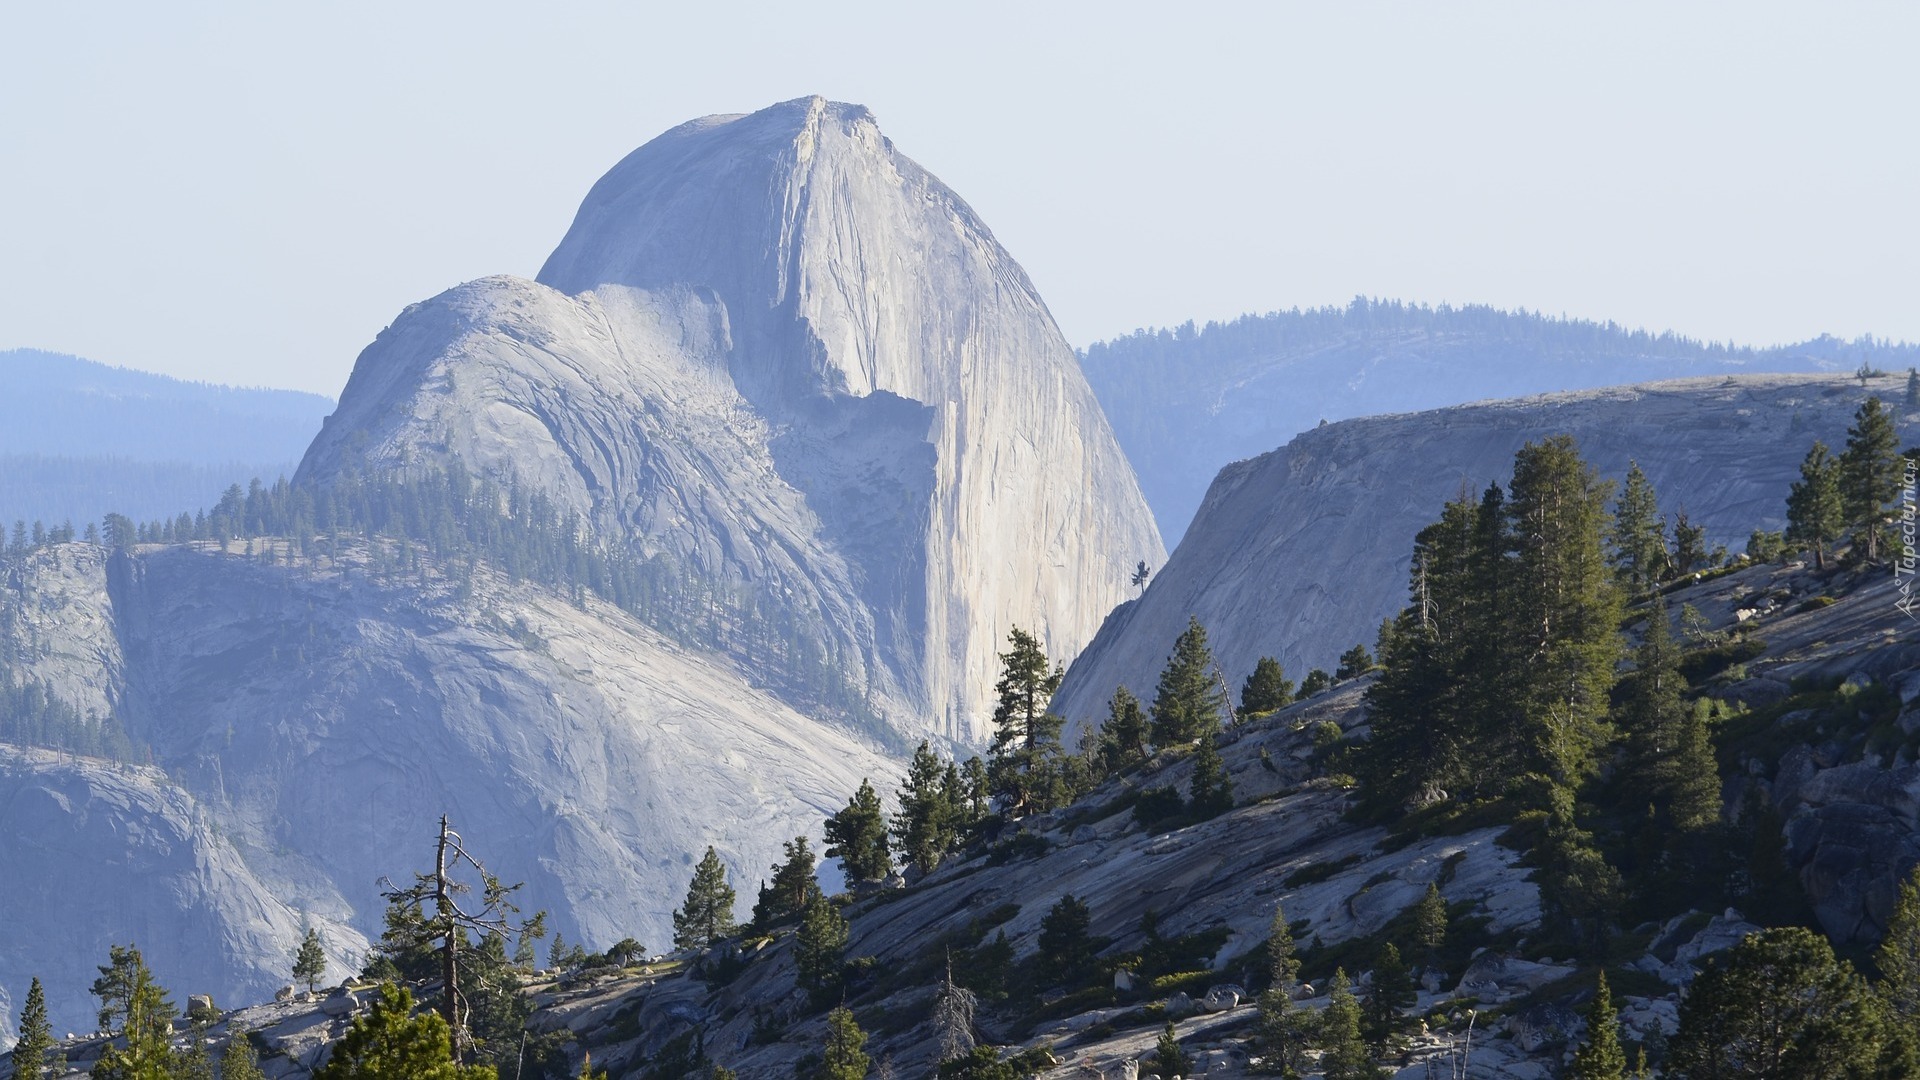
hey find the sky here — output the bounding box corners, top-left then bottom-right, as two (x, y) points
(2, 2), (1916, 397)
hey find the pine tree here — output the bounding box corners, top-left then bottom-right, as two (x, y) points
(1334, 644), (1375, 681)
(818, 1006), (870, 1080)
(1786, 441), (1845, 569)
(1186, 728), (1234, 818)
(1608, 461), (1669, 592)
(1154, 1021), (1188, 1079)
(1505, 436), (1623, 793)
(1361, 943), (1414, 1054)
(1907, 367), (1919, 407)
(1840, 396), (1902, 560)
(176, 1020), (216, 1080)
(1255, 902), (1308, 1077)
(89, 946), (178, 1080)
(1356, 494), (1483, 809)
(1671, 510), (1708, 577)
(294, 926), (328, 993)
(673, 846), (739, 950)
(1239, 657), (1295, 715)
(1415, 882), (1448, 966)
(1876, 862), (1920, 1026)
(1096, 685), (1151, 772)
(11, 977), (53, 1080)
(987, 627), (1065, 817)
(221, 1029), (268, 1080)
(1618, 596), (1689, 813)
(313, 983), (492, 1080)
(1038, 895), (1097, 976)
(1670, 927), (1883, 1080)
(1667, 700), (1724, 833)
(795, 896), (851, 998)
(1150, 616), (1225, 746)
(1295, 669), (1333, 699)
(1537, 786), (1623, 962)
(825, 779), (892, 884)
(753, 836), (822, 929)
(372, 815), (541, 1058)
(892, 742), (957, 875)
(1570, 971), (1627, 1080)
(1318, 970), (1383, 1080)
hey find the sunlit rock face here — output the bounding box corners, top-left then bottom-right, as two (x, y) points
(1055, 372), (1912, 725)
(303, 96), (1163, 744)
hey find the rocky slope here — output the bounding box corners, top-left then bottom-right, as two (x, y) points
(1054, 371), (1914, 726)
(1079, 302), (1918, 542)
(6, 552), (1914, 1078)
(299, 96), (1163, 743)
(467, 559), (1920, 1078)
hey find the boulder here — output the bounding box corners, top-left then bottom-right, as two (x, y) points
(1202, 984), (1244, 1012)
(1454, 954), (1575, 1003)
(1660, 910), (1762, 985)
(1165, 991), (1197, 1018)
(1114, 968), (1137, 992)
(1505, 1002), (1582, 1053)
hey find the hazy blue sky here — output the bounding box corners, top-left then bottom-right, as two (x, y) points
(3, 3), (1915, 396)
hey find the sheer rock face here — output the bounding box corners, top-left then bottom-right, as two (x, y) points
(0, 745), (332, 1047)
(0, 544), (892, 1038)
(301, 96), (1163, 741)
(1054, 372), (1914, 725)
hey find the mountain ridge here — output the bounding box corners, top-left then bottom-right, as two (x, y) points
(1081, 300), (1920, 541)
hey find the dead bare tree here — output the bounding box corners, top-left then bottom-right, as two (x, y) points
(931, 950), (978, 1064)
(378, 815), (539, 1060)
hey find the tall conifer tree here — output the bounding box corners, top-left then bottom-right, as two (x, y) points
(1096, 685), (1151, 772)
(1240, 657), (1295, 715)
(10, 977), (53, 1080)
(1150, 616), (1226, 746)
(892, 742), (956, 875)
(672, 846), (738, 950)
(1570, 971), (1626, 1080)
(1840, 396), (1902, 560)
(1786, 441), (1844, 568)
(824, 779), (892, 884)
(1505, 436), (1623, 794)
(1608, 461), (1668, 592)
(986, 627), (1064, 817)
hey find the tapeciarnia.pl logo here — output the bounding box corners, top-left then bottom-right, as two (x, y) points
(1897, 455), (1918, 621)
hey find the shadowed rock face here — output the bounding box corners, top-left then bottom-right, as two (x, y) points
(0, 542), (895, 1040)
(301, 96), (1163, 742)
(0, 745), (334, 1046)
(1054, 372), (1916, 725)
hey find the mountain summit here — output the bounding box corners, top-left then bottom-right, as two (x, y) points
(303, 96), (1163, 741)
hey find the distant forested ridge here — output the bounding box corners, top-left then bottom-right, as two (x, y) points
(0, 349), (331, 526)
(1080, 298), (1920, 542)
